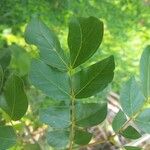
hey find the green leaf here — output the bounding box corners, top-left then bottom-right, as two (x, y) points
(73, 56), (115, 98)
(112, 110), (127, 132)
(25, 16), (68, 71)
(0, 126), (17, 150)
(135, 108), (150, 133)
(40, 106), (70, 128)
(0, 48), (11, 70)
(140, 45), (150, 98)
(120, 77), (145, 117)
(120, 125), (141, 139)
(124, 146), (142, 150)
(3, 74), (28, 120)
(29, 59), (70, 100)
(47, 130), (69, 148)
(75, 102), (107, 127)
(74, 129), (92, 145)
(68, 16), (103, 68)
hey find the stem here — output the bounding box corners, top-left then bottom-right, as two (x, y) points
(68, 68), (76, 150)
(69, 94), (75, 150)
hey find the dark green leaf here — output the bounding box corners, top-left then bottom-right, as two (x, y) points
(73, 56), (115, 98)
(29, 59), (70, 100)
(0, 126), (17, 150)
(112, 110), (127, 132)
(120, 125), (141, 139)
(124, 146), (142, 150)
(76, 102), (107, 127)
(25, 16), (68, 71)
(68, 16), (103, 68)
(0, 48), (11, 70)
(140, 45), (150, 98)
(40, 106), (70, 128)
(47, 130), (69, 148)
(120, 77), (145, 117)
(135, 108), (150, 133)
(74, 129), (92, 145)
(3, 74), (28, 120)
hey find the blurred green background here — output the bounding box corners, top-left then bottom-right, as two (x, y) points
(0, 0), (150, 149)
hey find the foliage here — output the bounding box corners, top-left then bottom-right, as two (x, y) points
(112, 45), (150, 150)
(0, 0), (150, 91)
(24, 16), (114, 149)
(0, 45), (29, 150)
(1, 16), (149, 150)
(0, 1), (150, 149)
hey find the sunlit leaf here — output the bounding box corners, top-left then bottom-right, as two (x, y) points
(76, 102), (107, 127)
(140, 45), (150, 98)
(73, 56), (115, 98)
(112, 110), (127, 132)
(25, 16), (68, 71)
(120, 77), (145, 117)
(0, 126), (17, 150)
(29, 59), (70, 100)
(3, 74), (28, 120)
(68, 16), (103, 68)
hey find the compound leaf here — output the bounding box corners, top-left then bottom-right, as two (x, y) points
(68, 16), (103, 68)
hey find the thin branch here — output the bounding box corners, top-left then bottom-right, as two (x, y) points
(68, 68), (76, 150)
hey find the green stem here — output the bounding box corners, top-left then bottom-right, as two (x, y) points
(68, 67), (76, 150)
(69, 94), (75, 150)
